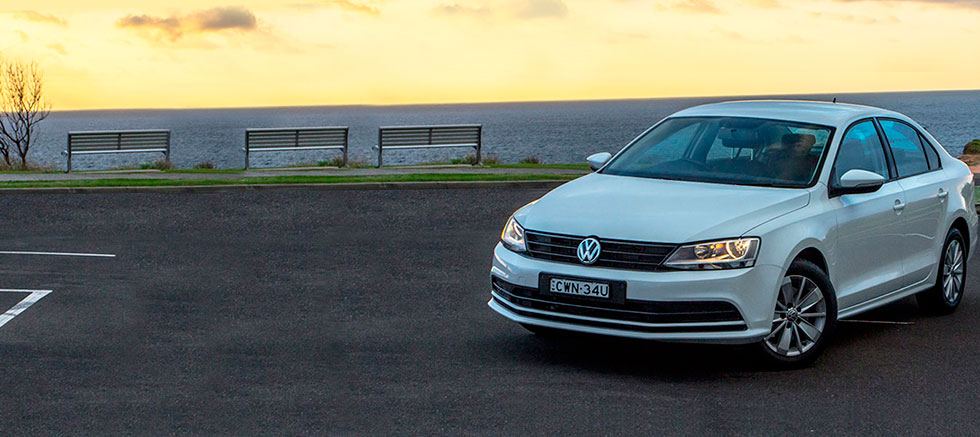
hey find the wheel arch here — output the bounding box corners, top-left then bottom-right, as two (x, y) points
(793, 246), (829, 276)
(951, 216), (970, 259)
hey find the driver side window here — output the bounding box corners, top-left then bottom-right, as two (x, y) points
(831, 121), (889, 187)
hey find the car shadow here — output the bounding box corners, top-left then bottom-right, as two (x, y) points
(487, 296), (926, 378)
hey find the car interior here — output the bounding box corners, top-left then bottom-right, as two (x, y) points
(606, 117), (830, 187)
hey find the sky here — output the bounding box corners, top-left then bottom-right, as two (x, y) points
(2, 0), (979, 110)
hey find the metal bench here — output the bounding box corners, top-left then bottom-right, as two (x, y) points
(374, 124), (482, 167)
(64, 130), (171, 173)
(244, 127), (349, 170)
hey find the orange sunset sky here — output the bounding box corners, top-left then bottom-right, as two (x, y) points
(2, 0), (979, 110)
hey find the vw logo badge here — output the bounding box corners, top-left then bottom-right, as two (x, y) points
(577, 237), (601, 265)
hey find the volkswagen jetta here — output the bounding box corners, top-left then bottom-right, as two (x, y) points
(488, 100), (977, 366)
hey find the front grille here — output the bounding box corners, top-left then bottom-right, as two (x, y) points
(524, 230), (678, 271)
(492, 277), (744, 327)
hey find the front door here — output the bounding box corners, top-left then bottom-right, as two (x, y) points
(830, 120), (908, 309)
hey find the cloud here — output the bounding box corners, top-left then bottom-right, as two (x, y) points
(117, 6), (259, 42)
(656, 0), (722, 13)
(194, 7), (258, 30)
(810, 11), (900, 24)
(433, 0), (566, 20)
(12, 10), (68, 26)
(743, 0), (781, 7)
(434, 3), (492, 17)
(833, 0), (980, 9)
(47, 43), (68, 56)
(15, 30), (29, 42)
(515, 0), (569, 18)
(714, 27), (745, 40)
(292, 1), (381, 15)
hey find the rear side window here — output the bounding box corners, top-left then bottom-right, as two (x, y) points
(879, 119), (929, 177)
(831, 121), (888, 187)
(920, 134), (942, 170)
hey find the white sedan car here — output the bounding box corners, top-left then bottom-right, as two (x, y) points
(489, 100), (977, 366)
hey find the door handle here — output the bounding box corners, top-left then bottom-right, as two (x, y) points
(893, 200), (906, 212)
(938, 189), (948, 201)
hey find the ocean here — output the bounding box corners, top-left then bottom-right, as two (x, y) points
(31, 90), (980, 171)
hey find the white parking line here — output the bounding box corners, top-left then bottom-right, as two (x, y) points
(0, 289), (52, 329)
(841, 319), (916, 325)
(0, 251), (115, 258)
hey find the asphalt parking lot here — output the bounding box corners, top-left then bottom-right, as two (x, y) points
(1, 186), (978, 435)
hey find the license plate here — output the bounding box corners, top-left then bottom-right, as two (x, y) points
(549, 277), (610, 299)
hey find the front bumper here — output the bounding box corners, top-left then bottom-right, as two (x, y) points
(489, 243), (779, 344)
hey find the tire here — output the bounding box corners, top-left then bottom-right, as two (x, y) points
(520, 323), (563, 337)
(917, 228), (966, 315)
(757, 259), (838, 367)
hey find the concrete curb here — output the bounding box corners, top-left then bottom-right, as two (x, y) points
(0, 179), (570, 195)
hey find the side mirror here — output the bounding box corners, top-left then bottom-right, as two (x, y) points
(586, 152), (612, 171)
(833, 169), (886, 196)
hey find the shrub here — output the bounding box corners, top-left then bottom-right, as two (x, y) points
(963, 140), (980, 155)
(449, 155), (471, 165)
(346, 160), (368, 168)
(317, 156), (347, 167)
(482, 154), (501, 165)
(519, 155), (541, 165)
(0, 160), (53, 171)
(140, 159), (174, 170)
(452, 153), (500, 165)
(444, 153), (499, 165)
(193, 161), (215, 169)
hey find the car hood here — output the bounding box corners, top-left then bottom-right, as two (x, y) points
(516, 173), (810, 243)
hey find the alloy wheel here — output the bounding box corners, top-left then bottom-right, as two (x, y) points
(765, 275), (827, 357)
(943, 239), (965, 303)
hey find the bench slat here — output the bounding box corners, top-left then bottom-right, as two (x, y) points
(376, 124), (482, 167)
(66, 130), (172, 172)
(244, 126), (349, 169)
(70, 148), (168, 156)
(382, 144), (478, 150)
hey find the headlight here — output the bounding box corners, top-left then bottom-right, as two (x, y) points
(663, 237), (760, 270)
(500, 216), (526, 252)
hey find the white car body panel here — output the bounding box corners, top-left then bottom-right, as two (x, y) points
(518, 174), (810, 243)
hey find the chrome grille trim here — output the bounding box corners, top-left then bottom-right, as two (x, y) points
(524, 230), (678, 271)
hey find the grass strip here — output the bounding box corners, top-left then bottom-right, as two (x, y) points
(485, 163), (591, 170)
(0, 173), (579, 189)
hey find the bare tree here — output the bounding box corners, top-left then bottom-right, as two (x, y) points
(0, 59), (51, 169)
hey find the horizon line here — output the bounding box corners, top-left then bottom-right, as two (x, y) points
(49, 87), (980, 113)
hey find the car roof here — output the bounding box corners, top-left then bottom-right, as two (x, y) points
(670, 100), (904, 127)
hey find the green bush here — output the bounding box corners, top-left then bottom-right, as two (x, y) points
(963, 140), (980, 155)
(140, 159), (174, 170)
(193, 161), (216, 169)
(0, 161), (53, 171)
(450, 154), (478, 165)
(472, 153), (500, 165)
(519, 155), (541, 164)
(317, 156), (347, 167)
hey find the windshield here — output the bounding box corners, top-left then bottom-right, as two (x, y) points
(602, 116), (834, 188)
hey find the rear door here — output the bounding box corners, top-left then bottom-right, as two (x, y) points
(830, 120), (908, 308)
(878, 118), (949, 285)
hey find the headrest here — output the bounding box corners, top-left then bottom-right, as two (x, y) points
(782, 134), (816, 148)
(718, 128), (761, 149)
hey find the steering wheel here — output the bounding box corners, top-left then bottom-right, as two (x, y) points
(678, 158), (710, 171)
